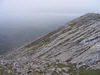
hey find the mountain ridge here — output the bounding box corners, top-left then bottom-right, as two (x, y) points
(1, 13), (100, 75)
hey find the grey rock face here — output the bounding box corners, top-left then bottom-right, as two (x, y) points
(1, 13), (100, 75)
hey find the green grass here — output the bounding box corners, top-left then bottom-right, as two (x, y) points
(29, 71), (43, 75)
(1, 62), (100, 75)
(67, 64), (100, 75)
(56, 63), (67, 68)
(70, 23), (76, 27)
(69, 69), (100, 75)
(68, 29), (78, 35)
(52, 71), (62, 75)
(0, 66), (17, 75)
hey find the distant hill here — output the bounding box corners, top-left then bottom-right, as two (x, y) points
(1, 13), (100, 75)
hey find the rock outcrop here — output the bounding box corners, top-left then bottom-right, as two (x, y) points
(1, 13), (100, 75)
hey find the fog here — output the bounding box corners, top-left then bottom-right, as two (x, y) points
(0, 0), (100, 54)
(0, 14), (77, 54)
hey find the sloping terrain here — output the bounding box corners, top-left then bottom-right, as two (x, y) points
(1, 13), (100, 75)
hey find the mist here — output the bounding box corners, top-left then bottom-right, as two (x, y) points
(0, 0), (100, 54)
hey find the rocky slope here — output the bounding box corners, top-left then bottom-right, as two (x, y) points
(1, 13), (100, 75)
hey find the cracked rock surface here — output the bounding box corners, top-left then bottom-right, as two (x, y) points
(1, 13), (100, 75)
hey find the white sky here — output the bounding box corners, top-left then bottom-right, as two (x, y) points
(0, 0), (100, 20)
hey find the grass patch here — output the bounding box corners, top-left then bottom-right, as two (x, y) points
(52, 71), (62, 75)
(45, 62), (67, 69)
(68, 29), (78, 35)
(56, 63), (67, 68)
(29, 71), (43, 75)
(70, 23), (76, 27)
(69, 69), (100, 75)
(0, 66), (17, 75)
(67, 63), (100, 75)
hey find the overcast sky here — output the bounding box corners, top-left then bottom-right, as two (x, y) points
(0, 0), (100, 23)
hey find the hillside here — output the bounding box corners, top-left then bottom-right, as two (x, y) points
(1, 13), (100, 75)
